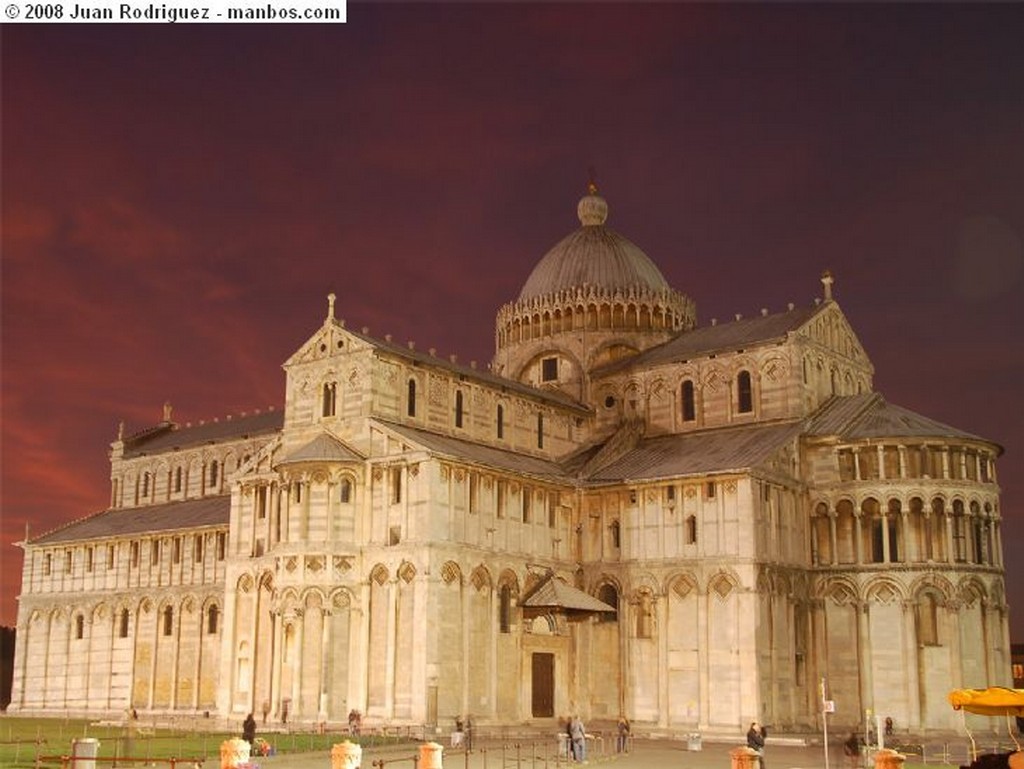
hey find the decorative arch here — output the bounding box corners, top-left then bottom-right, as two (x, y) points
(370, 564), (389, 586)
(863, 577), (906, 605)
(668, 572), (699, 599)
(470, 565), (492, 592)
(398, 560), (417, 584)
(708, 571), (739, 600)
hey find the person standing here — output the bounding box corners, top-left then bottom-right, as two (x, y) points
(616, 716), (630, 753)
(843, 732), (862, 769)
(569, 715), (586, 762)
(747, 722), (766, 769)
(242, 713), (257, 747)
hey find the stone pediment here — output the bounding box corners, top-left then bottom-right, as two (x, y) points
(277, 432), (364, 466)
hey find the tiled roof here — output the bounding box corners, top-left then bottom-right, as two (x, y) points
(123, 410), (283, 458)
(278, 432), (363, 465)
(377, 421), (572, 483)
(594, 303), (823, 377)
(518, 225), (670, 302)
(806, 394), (997, 448)
(520, 573), (616, 613)
(30, 496), (230, 545)
(344, 327), (591, 415)
(584, 421), (804, 483)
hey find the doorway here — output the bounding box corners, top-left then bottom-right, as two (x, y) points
(531, 652), (554, 717)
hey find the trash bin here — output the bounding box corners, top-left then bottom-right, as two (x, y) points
(687, 732), (702, 751)
(72, 738), (100, 769)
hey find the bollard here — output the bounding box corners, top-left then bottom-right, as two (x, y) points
(71, 738), (100, 769)
(730, 745), (762, 769)
(419, 741), (444, 769)
(331, 740), (363, 769)
(220, 738), (251, 769)
(874, 748), (906, 769)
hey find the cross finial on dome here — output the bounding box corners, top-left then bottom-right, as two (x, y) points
(327, 292), (337, 320)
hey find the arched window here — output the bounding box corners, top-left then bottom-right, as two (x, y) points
(119, 609), (130, 639)
(454, 390), (464, 428)
(499, 585), (512, 634)
(322, 382), (337, 417)
(174, 467), (183, 493)
(75, 614), (85, 640)
(163, 606), (174, 636)
(681, 380), (696, 422)
(407, 379), (417, 417)
(339, 478), (352, 504)
(685, 515), (697, 544)
(142, 472), (150, 497)
(496, 404), (504, 439)
(209, 460), (219, 487)
(537, 413), (544, 449)
(207, 605), (219, 635)
(598, 584), (619, 622)
(610, 520), (621, 549)
(737, 370), (753, 413)
(952, 500), (968, 562)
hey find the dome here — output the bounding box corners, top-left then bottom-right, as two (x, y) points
(517, 188), (672, 302)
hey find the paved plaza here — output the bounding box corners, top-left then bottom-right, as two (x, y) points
(254, 739), (863, 769)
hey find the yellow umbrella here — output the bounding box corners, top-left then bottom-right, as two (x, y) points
(947, 687), (1024, 758)
(948, 688), (1024, 717)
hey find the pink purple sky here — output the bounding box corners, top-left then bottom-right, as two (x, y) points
(2, 5), (1022, 640)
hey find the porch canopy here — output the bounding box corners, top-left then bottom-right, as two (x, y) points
(520, 574), (616, 620)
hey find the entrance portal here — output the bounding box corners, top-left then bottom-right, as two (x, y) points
(531, 652), (554, 717)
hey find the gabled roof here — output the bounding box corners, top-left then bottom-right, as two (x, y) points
(376, 420), (571, 483)
(584, 421), (803, 483)
(29, 496), (230, 545)
(806, 393), (998, 449)
(278, 432), (363, 465)
(520, 573), (616, 614)
(593, 303), (823, 377)
(123, 410), (283, 458)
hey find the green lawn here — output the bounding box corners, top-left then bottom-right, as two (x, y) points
(0, 717), (402, 768)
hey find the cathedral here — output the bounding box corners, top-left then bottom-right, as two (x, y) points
(10, 186), (1011, 737)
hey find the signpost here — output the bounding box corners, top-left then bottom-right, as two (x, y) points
(821, 678), (832, 769)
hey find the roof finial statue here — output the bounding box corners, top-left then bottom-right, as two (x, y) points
(162, 401), (173, 423)
(117, 420), (125, 441)
(587, 165), (598, 196)
(578, 171), (608, 227)
(821, 269), (834, 302)
(327, 292), (337, 320)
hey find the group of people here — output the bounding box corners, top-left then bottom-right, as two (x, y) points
(450, 715), (475, 750)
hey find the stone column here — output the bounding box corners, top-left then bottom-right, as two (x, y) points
(270, 611), (283, 721)
(828, 510), (838, 566)
(853, 513), (863, 564)
(291, 611), (305, 720)
(384, 578), (398, 718)
(320, 608), (332, 721)
(902, 601), (921, 729)
(857, 602), (872, 718)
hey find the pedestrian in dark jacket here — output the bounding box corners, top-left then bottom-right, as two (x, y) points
(242, 713), (257, 746)
(747, 722), (766, 769)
